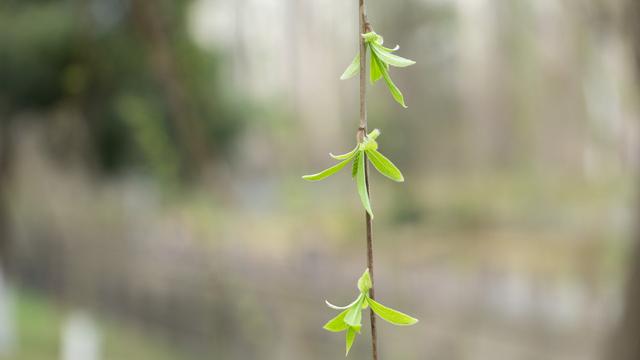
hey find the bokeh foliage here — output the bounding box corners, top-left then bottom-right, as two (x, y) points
(0, 0), (243, 181)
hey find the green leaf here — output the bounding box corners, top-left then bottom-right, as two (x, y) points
(369, 47), (383, 84)
(302, 157), (352, 181)
(343, 295), (365, 327)
(323, 309), (350, 332)
(362, 129), (379, 151)
(345, 326), (357, 356)
(366, 149), (404, 182)
(363, 139), (378, 151)
(380, 44), (400, 52)
(330, 146), (359, 160)
(374, 54), (407, 108)
(367, 128), (381, 140)
(357, 268), (372, 293)
(366, 297), (418, 326)
(351, 151), (361, 178)
(325, 295), (361, 310)
(340, 53), (360, 80)
(370, 43), (415, 68)
(355, 151), (373, 217)
(362, 31), (380, 43)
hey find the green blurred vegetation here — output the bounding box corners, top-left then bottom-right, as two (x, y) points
(1, 289), (187, 360)
(0, 0), (244, 181)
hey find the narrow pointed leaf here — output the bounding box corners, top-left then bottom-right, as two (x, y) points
(351, 151), (361, 178)
(357, 268), (373, 294)
(330, 145), (359, 160)
(343, 295), (365, 327)
(362, 128), (379, 150)
(381, 44), (400, 52)
(361, 31), (380, 43)
(323, 309), (350, 332)
(366, 149), (404, 182)
(302, 157), (351, 181)
(355, 152), (374, 217)
(326, 294), (362, 310)
(371, 43), (415, 67)
(369, 47), (383, 84)
(345, 327), (357, 356)
(340, 53), (360, 80)
(374, 55), (407, 108)
(366, 297), (418, 326)
(363, 138), (378, 151)
(367, 128), (381, 141)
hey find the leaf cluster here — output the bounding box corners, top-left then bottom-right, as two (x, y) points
(304, 25), (417, 357)
(302, 129), (403, 217)
(340, 31), (415, 107)
(323, 269), (418, 355)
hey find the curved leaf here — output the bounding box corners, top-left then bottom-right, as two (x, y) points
(355, 152), (373, 217)
(366, 149), (404, 182)
(326, 294), (363, 310)
(343, 295), (365, 327)
(366, 297), (418, 326)
(361, 31), (380, 43)
(345, 327), (357, 356)
(340, 53), (360, 80)
(371, 43), (415, 68)
(381, 44), (400, 52)
(362, 129), (379, 151)
(373, 54), (406, 108)
(302, 157), (352, 181)
(323, 309), (350, 332)
(330, 145), (359, 160)
(366, 128), (381, 141)
(357, 268), (372, 294)
(369, 47), (384, 84)
(351, 151), (361, 178)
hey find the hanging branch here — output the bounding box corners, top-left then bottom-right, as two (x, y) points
(358, 1), (378, 358)
(302, 0), (416, 358)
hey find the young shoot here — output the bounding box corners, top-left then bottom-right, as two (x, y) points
(302, 129), (404, 217)
(323, 269), (418, 356)
(340, 31), (415, 108)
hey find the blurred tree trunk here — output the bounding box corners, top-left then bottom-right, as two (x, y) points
(0, 118), (11, 273)
(608, 1), (640, 359)
(611, 241), (640, 360)
(130, 0), (209, 178)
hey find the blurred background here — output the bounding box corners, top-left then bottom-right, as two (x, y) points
(1, 0), (640, 359)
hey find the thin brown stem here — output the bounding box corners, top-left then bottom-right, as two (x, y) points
(358, 1), (377, 359)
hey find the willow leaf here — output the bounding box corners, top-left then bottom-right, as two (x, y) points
(345, 327), (357, 356)
(366, 297), (418, 326)
(325, 294), (362, 310)
(351, 151), (361, 178)
(330, 145), (359, 160)
(357, 268), (373, 293)
(366, 149), (404, 182)
(302, 157), (351, 181)
(340, 53), (360, 80)
(343, 295), (365, 327)
(361, 31), (380, 43)
(323, 309), (350, 332)
(371, 43), (415, 67)
(374, 54), (406, 108)
(355, 152), (373, 217)
(370, 48), (384, 84)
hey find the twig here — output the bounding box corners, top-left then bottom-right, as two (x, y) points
(357, 1), (378, 359)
